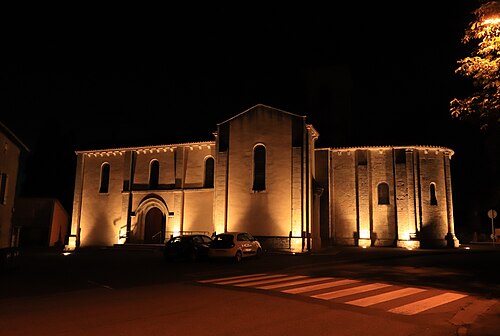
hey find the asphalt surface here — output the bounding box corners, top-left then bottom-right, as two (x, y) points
(1, 242), (499, 335)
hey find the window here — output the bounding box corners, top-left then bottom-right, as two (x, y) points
(237, 233), (250, 241)
(430, 183), (438, 206)
(204, 157), (215, 188)
(356, 150), (367, 165)
(377, 182), (390, 205)
(0, 172), (7, 204)
(253, 145), (266, 191)
(395, 149), (406, 164)
(149, 160), (159, 189)
(99, 163), (110, 193)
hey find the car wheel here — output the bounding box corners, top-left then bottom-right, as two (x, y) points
(256, 247), (263, 259)
(235, 250), (243, 263)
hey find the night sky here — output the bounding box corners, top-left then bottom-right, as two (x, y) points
(2, 1), (498, 239)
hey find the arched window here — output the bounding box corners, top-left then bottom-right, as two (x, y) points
(253, 145), (266, 191)
(204, 157), (215, 188)
(377, 182), (390, 205)
(149, 160), (159, 189)
(430, 183), (438, 206)
(99, 163), (110, 193)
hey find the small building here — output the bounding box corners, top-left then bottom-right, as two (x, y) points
(0, 121), (29, 270)
(66, 105), (460, 252)
(13, 198), (69, 248)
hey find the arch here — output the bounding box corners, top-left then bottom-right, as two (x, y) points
(99, 162), (110, 193)
(253, 144), (266, 191)
(131, 195), (170, 244)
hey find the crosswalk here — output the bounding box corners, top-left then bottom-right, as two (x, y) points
(198, 273), (469, 315)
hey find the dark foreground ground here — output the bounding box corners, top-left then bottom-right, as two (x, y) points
(1, 242), (499, 335)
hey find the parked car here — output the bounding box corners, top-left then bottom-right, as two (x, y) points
(208, 231), (263, 262)
(164, 234), (213, 261)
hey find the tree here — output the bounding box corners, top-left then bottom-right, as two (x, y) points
(450, 1), (500, 130)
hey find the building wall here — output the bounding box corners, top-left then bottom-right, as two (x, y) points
(326, 146), (458, 249)
(14, 198), (69, 247)
(370, 148), (397, 246)
(0, 124), (26, 250)
(134, 149), (176, 186)
(224, 107), (294, 236)
(50, 199), (69, 246)
(70, 142), (216, 248)
(0, 136), (19, 248)
(78, 152), (126, 246)
(418, 148), (454, 247)
(66, 105), (459, 251)
(213, 105), (315, 251)
(331, 150), (357, 245)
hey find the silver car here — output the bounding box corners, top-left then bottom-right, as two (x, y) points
(208, 232), (263, 262)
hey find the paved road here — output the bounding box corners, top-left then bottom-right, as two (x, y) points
(0, 243), (499, 335)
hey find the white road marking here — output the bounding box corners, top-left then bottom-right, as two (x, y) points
(234, 275), (308, 287)
(388, 292), (468, 315)
(311, 283), (392, 300)
(198, 273), (267, 283)
(346, 287), (426, 307)
(282, 279), (360, 294)
(214, 274), (289, 285)
(197, 274), (474, 316)
(257, 277), (334, 290)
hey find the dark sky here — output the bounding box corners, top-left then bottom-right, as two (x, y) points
(2, 1), (498, 237)
(3, 2), (478, 149)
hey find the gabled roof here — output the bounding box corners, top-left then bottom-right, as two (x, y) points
(0, 121), (30, 152)
(217, 104), (306, 125)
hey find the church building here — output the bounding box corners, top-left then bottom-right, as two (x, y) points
(66, 104), (460, 252)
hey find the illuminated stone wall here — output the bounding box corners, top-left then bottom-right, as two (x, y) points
(134, 149), (176, 186)
(322, 146), (458, 248)
(69, 143), (217, 248)
(76, 151), (125, 247)
(418, 148), (455, 247)
(221, 106), (302, 237)
(370, 148), (397, 246)
(330, 150), (357, 245)
(67, 105), (458, 251)
(213, 151), (227, 235)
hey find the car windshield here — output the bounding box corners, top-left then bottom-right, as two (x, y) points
(210, 234), (235, 248)
(213, 234), (234, 243)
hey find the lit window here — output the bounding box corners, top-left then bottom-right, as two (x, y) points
(253, 145), (266, 191)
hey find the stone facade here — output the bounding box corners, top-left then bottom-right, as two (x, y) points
(0, 121), (29, 269)
(316, 146), (458, 249)
(66, 105), (459, 252)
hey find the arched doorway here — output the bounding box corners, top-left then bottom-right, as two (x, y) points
(144, 207), (165, 244)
